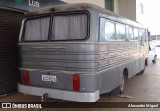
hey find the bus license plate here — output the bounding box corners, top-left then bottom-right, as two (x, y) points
(42, 75), (57, 82)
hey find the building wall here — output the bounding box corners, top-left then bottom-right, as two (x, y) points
(136, 0), (145, 25)
(61, 0), (146, 26)
(61, 0), (105, 8)
(113, 0), (119, 14)
(118, 0), (136, 21)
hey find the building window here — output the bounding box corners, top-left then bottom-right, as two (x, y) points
(140, 3), (143, 14)
(105, 0), (113, 11)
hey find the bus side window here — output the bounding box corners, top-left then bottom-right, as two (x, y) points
(141, 30), (145, 44)
(99, 18), (116, 42)
(128, 27), (134, 41)
(133, 28), (139, 41)
(139, 30), (144, 43)
(116, 23), (126, 40)
(99, 18), (106, 42)
(105, 21), (116, 40)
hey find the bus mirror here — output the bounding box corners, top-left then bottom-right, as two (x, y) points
(149, 46), (151, 51)
(148, 31), (151, 41)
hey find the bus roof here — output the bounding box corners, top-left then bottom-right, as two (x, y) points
(27, 3), (146, 29)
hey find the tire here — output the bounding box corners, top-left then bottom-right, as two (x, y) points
(145, 59), (148, 66)
(140, 67), (145, 74)
(137, 66), (145, 75)
(116, 71), (127, 95)
(152, 55), (157, 64)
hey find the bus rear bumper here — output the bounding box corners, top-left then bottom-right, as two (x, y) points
(18, 84), (100, 102)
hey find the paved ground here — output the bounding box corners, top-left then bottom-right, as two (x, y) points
(0, 48), (160, 111)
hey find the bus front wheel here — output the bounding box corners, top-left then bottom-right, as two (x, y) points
(117, 71), (127, 95)
(152, 55), (157, 64)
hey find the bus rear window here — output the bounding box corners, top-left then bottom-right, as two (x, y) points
(51, 13), (88, 40)
(22, 12), (88, 42)
(23, 16), (50, 41)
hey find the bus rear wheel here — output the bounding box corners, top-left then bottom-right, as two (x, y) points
(117, 71), (127, 95)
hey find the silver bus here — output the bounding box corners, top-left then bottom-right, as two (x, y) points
(18, 3), (150, 102)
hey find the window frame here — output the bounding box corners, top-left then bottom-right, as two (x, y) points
(115, 23), (126, 41)
(133, 28), (140, 41)
(22, 14), (51, 42)
(104, 19), (116, 41)
(140, 3), (144, 14)
(99, 17), (128, 42)
(50, 11), (90, 41)
(21, 11), (90, 42)
(99, 16), (146, 43)
(127, 27), (134, 41)
(99, 18), (116, 42)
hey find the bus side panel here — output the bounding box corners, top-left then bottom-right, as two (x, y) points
(100, 67), (118, 94)
(139, 43), (149, 71)
(98, 42), (143, 94)
(98, 43), (128, 93)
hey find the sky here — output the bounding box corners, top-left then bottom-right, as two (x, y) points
(143, 0), (160, 35)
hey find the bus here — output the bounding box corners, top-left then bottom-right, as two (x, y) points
(18, 3), (150, 102)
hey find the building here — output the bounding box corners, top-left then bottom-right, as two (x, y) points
(61, 0), (146, 25)
(114, 0), (145, 25)
(1, 0), (145, 24)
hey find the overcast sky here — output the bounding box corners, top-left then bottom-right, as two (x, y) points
(144, 0), (160, 35)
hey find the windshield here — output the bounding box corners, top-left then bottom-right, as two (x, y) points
(22, 12), (88, 41)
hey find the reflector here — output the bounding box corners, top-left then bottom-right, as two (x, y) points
(23, 70), (29, 85)
(73, 74), (80, 91)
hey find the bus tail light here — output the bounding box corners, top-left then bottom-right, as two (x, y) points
(73, 74), (80, 91)
(23, 70), (29, 85)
